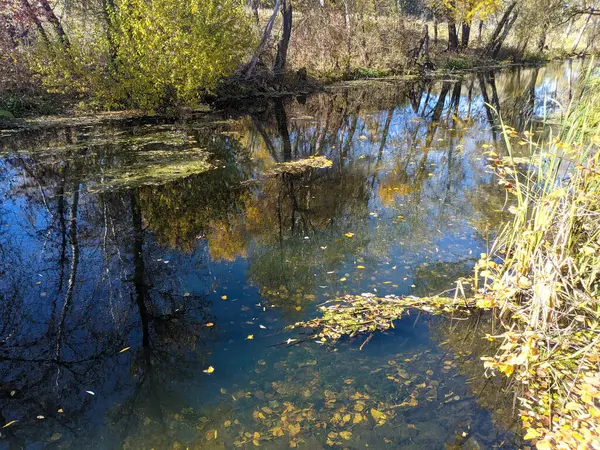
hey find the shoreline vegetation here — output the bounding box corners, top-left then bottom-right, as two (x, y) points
(288, 67), (600, 449)
(2, 0), (600, 118)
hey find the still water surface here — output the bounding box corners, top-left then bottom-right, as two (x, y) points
(0, 60), (586, 449)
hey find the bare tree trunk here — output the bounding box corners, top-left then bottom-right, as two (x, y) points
(273, 0), (292, 85)
(448, 21), (459, 51)
(584, 17), (600, 53)
(423, 24), (431, 66)
(21, 0), (50, 44)
(572, 0), (599, 53)
(478, 20), (483, 42)
(447, 0), (458, 50)
(252, 0), (260, 25)
(485, 1), (518, 57)
(244, 0), (281, 80)
(39, 0), (70, 46)
(490, 8), (518, 58)
(461, 22), (470, 48)
(343, 0), (351, 74)
(485, 1), (517, 50)
(433, 17), (438, 44)
(102, 0), (117, 63)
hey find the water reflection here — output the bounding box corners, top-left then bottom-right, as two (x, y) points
(0, 60), (587, 449)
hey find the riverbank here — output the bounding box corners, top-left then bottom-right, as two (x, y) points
(0, 54), (560, 129)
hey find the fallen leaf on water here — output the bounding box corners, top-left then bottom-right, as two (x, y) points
(523, 428), (542, 440)
(344, 232), (355, 238)
(339, 431), (352, 440)
(271, 426), (284, 437)
(339, 277), (347, 282)
(203, 366), (215, 374)
(206, 429), (217, 440)
(86, 391), (95, 396)
(356, 265), (365, 269)
(50, 433), (62, 441)
(247, 335), (254, 340)
(287, 423), (301, 436)
(57, 409), (63, 413)
(221, 295), (228, 300)
(371, 408), (386, 422)
(119, 347), (131, 353)
(2, 420), (18, 428)
(205, 322), (214, 327)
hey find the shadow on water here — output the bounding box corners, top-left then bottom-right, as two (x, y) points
(0, 60), (588, 449)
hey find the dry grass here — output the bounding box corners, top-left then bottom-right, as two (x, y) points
(475, 66), (600, 448)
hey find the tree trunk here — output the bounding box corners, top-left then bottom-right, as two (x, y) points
(273, 0), (292, 85)
(461, 22), (470, 48)
(485, 1), (517, 52)
(537, 29), (547, 52)
(485, 1), (518, 57)
(39, 0), (70, 46)
(448, 21), (459, 50)
(490, 8), (518, 58)
(102, 0), (117, 63)
(478, 20), (483, 42)
(21, 0), (50, 44)
(245, 0), (281, 80)
(343, 0), (351, 74)
(252, 0), (260, 25)
(571, 1), (598, 53)
(433, 17), (438, 44)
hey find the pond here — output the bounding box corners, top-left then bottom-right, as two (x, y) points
(0, 59), (587, 449)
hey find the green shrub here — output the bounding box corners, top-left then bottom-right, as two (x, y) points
(29, 0), (254, 110)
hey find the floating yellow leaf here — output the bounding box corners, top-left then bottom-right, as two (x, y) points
(344, 233), (355, 238)
(2, 420), (18, 428)
(221, 295), (227, 300)
(523, 428), (542, 440)
(287, 423), (301, 436)
(205, 323), (214, 327)
(356, 265), (365, 269)
(203, 366), (215, 374)
(246, 335), (254, 340)
(339, 277), (347, 282)
(206, 429), (217, 440)
(271, 426), (285, 437)
(224, 420), (231, 427)
(339, 431), (352, 440)
(119, 347), (131, 353)
(370, 408), (386, 421)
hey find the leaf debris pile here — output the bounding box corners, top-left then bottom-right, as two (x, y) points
(287, 293), (472, 343)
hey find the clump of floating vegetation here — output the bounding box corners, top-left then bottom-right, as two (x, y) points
(88, 148), (214, 192)
(265, 156), (332, 176)
(287, 293), (475, 344)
